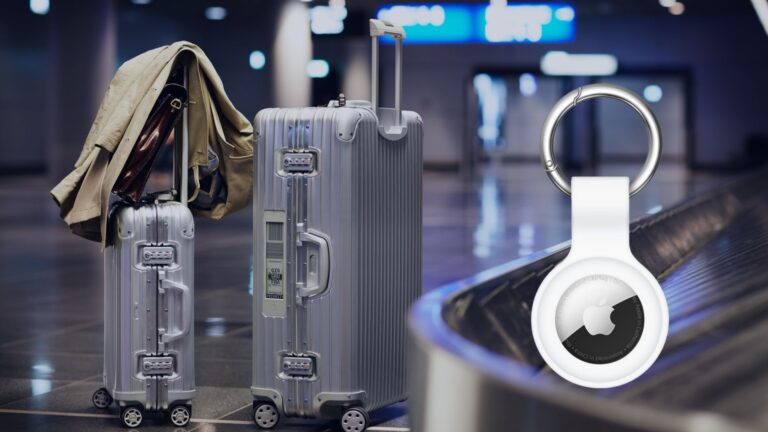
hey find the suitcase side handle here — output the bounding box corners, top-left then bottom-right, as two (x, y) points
(297, 230), (330, 298)
(159, 276), (192, 344)
(370, 19), (408, 140)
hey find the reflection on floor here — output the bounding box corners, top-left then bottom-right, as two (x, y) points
(0, 163), (728, 431)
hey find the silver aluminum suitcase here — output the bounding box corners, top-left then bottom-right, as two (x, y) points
(251, 19), (422, 431)
(91, 81), (196, 428)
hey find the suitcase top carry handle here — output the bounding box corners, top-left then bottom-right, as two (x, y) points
(370, 19), (406, 133)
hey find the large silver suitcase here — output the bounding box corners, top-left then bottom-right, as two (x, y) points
(91, 78), (196, 429)
(251, 19), (422, 431)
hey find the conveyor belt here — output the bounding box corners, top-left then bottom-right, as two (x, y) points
(408, 170), (768, 432)
(613, 199), (768, 421)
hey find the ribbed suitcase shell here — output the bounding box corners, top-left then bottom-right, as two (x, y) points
(103, 200), (196, 410)
(252, 105), (422, 419)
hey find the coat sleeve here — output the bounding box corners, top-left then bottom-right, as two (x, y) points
(186, 46), (254, 220)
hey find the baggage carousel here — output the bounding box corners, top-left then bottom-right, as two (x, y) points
(409, 169), (768, 432)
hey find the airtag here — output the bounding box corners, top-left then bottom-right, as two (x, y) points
(532, 84), (668, 388)
(556, 274), (644, 365)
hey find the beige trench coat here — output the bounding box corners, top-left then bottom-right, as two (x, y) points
(51, 42), (253, 244)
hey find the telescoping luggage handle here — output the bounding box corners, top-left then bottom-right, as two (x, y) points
(172, 65), (190, 207)
(370, 19), (408, 140)
(160, 65), (191, 346)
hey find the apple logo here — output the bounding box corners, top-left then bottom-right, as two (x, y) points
(582, 298), (616, 336)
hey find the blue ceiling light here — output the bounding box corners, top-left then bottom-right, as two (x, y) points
(205, 6), (227, 21)
(643, 85), (663, 103)
(669, 2), (685, 15)
(249, 51), (266, 70)
(29, 0), (49, 15)
(519, 73), (538, 97)
(306, 60), (330, 78)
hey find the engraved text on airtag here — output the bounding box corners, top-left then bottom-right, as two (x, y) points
(555, 274), (644, 364)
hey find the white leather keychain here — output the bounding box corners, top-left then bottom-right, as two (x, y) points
(531, 84), (668, 388)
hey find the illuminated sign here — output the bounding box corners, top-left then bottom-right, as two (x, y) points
(377, 3), (575, 44)
(540, 51), (617, 76)
(377, 5), (472, 43)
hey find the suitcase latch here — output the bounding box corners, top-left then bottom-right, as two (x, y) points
(141, 246), (175, 266)
(141, 355), (175, 376)
(281, 355), (315, 378)
(277, 149), (319, 177)
(282, 153), (315, 174)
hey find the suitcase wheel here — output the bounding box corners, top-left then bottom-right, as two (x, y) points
(120, 405), (144, 428)
(91, 388), (112, 409)
(252, 402), (280, 429)
(169, 404), (192, 427)
(341, 407), (369, 432)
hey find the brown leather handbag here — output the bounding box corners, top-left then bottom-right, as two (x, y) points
(113, 83), (187, 203)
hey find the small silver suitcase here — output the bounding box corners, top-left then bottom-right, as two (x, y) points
(251, 20), (422, 431)
(91, 81), (196, 429)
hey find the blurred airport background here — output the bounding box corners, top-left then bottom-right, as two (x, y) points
(3, 0), (768, 179)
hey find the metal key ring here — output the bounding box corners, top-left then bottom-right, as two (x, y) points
(540, 83), (662, 197)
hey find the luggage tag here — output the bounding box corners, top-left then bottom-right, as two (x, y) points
(531, 84), (668, 388)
